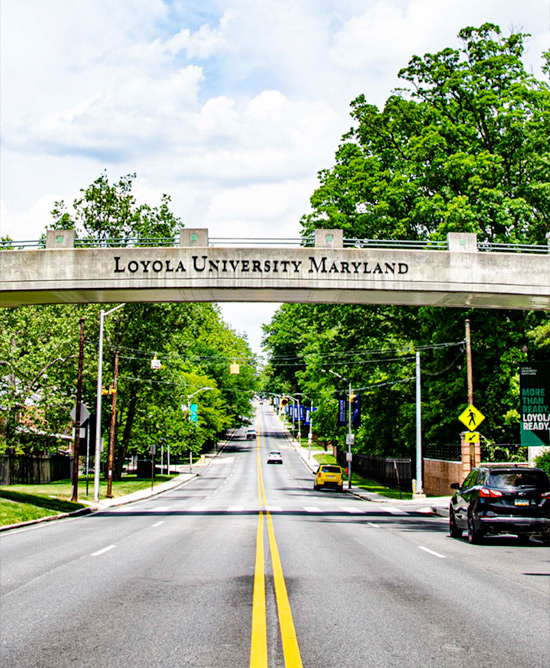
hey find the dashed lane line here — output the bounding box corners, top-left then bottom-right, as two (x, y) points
(90, 544), (116, 557)
(418, 546), (447, 559)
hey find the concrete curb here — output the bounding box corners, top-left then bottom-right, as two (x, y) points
(0, 434), (233, 533)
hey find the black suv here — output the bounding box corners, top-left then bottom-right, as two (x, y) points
(449, 466), (550, 544)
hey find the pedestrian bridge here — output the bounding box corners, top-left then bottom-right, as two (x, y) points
(0, 229), (548, 310)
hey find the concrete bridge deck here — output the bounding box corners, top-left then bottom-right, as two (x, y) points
(0, 229), (548, 310)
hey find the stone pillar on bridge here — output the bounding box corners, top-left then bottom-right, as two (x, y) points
(46, 229), (76, 249)
(314, 229), (343, 248)
(179, 228), (208, 247)
(447, 232), (477, 252)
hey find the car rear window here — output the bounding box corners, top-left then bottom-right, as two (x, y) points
(488, 470), (550, 491)
(321, 466), (341, 473)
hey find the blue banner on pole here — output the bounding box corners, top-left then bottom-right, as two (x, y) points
(190, 403), (198, 423)
(305, 407), (317, 425)
(352, 394), (361, 428)
(337, 395), (347, 426)
(299, 405), (305, 422)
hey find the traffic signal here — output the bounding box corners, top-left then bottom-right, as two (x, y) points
(281, 397), (289, 407)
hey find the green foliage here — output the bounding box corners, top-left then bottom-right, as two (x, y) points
(302, 24), (550, 245)
(1, 172), (258, 476)
(50, 171), (180, 243)
(534, 449), (550, 477)
(265, 25), (550, 461)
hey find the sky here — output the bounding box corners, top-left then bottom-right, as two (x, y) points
(1, 0), (548, 356)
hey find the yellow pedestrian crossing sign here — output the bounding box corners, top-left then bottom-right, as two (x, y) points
(465, 431), (480, 443)
(459, 405), (485, 431)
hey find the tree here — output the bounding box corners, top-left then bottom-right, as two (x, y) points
(265, 25), (549, 459)
(2, 172), (258, 479)
(0, 304), (101, 453)
(301, 24), (549, 244)
(51, 171), (181, 244)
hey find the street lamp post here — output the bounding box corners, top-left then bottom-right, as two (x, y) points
(324, 369), (353, 490)
(184, 387), (214, 471)
(94, 303), (125, 503)
(294, 392), (311, 449)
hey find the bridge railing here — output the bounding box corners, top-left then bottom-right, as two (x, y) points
(1, 233), (549, 253)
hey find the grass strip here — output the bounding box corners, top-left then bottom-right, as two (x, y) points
(0, 475), (178, 502)
(0, 492), (85, 528)
(0, 474), (179, 527)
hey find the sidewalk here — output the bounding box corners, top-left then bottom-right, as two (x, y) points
(278, 415), (450, 517)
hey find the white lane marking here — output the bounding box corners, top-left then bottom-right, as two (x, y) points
(144, 506), (172, 512)
(265, 506), (282, 512)
(91, 544), (116, 557)
(385, 506), (409, 515)
(151, 521), (165, 528)
(191, 505), (207, 511)
(340, 507), (365, 514)
(367, 522), (380, 528)
(418, 546), (447, 559)
(304, 506), (323, 513)
(227, 505), (244, 512)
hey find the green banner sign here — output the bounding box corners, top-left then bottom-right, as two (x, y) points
(520, 362), (550, 447)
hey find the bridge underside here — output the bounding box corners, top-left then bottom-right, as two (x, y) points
(1, 286), (544, 311)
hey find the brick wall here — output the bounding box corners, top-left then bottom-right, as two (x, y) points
(424, 459), (463, 496)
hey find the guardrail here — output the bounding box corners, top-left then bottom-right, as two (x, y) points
(0, 235), (548, 253)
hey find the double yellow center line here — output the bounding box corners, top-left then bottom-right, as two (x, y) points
(250, 421), (303, 668)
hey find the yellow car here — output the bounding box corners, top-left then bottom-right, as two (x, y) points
(314, 465), (344, 492)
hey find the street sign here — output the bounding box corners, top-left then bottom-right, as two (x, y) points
(465, 431), (480, 443)
(70, 401), (90, 424)
(346, 452), (353, 461)
(346, 434), (355, 446)
(458, 404), (485, 431)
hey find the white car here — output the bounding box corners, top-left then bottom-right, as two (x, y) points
(267, 450), (283, 464)
(246, 428), (257, 440)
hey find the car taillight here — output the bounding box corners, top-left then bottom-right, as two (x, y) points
(480, 488), (503, 498)
(541, 492), (550, 500)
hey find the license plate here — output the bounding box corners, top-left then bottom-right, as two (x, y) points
(514, 499), (529, 507)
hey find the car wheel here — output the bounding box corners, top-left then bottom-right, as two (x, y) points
(449, 509), (463, 538)
(313, 484), (318, 491)
(467, 513), (482, 544)
(336, 485), (343, 492)
(516, 534), (531, 545)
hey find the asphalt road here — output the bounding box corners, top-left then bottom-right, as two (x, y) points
(1, 403), (549, 667)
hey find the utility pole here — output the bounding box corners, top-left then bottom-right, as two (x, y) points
(106, 348), (119, 498)
(465, 319), (473, 405)
(347, 379), (353, 490)
(308, 400), (313, 460)
(71, 317), (86, 503)
(415, 351), (423, 496)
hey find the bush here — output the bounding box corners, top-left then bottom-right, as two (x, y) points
(534, 449), (550, 477)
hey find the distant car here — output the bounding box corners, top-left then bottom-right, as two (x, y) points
(314, 465), (344, 492)
(449, 466), (550, 544)
(246, 428), (257, 440)
(267, 450), (283, 464)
